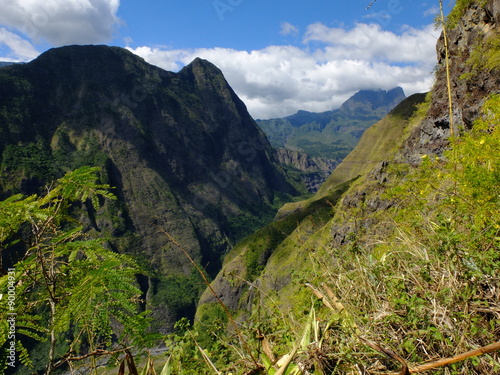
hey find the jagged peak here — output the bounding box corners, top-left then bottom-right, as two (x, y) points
(180, 57), (226, 83)
(339, 87), (406, 112)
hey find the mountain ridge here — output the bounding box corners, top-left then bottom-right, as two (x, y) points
(258, 87), (406, 191)
(256, 87), (406, 160)
(0, 45), (300, 331)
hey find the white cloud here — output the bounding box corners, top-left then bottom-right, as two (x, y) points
(424, 6), (440, 17)
(0, 28), (40, 61)
(280, 22), (299, 36)
(128, 23), (439, 119)
(304, 23), (439, 66)
(0, 0), (120, 46)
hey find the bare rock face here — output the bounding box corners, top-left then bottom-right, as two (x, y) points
(402, 0), (500, 163)
(274, 149), (338, 192)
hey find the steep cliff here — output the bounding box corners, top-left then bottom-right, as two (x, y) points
(274, 149), (338, 192)
(402, 0), (500, 162)
(0, 45), (299, 329)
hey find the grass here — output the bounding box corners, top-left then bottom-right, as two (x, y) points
(178, 86), (500, 373)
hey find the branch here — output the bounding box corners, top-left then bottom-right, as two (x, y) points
(360, 338), (410, 375)
(53, 347), (132, 369)
(365, 340), (500, 374)
(410, 341), (500, 373)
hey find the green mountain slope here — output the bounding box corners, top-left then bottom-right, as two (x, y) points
(193, 1), (500, 373)
(197, 92), (426, 313)
(0, 45), (300, 330)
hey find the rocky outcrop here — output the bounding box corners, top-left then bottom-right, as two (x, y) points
(402, 0), (500, 163)
(274, 149), (338, 192)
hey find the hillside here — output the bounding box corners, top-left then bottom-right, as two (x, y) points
(0, 45), (300, 332)
(192, 1), (500, 374)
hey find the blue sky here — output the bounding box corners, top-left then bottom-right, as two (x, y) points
(119, 0), (440, 50)
(0, 0), (449, 118)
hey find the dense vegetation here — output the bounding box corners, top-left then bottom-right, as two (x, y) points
(0, 46), (302, 340)
(0, 167), (155, 374)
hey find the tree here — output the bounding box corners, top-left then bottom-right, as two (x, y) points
(0, 166), (151, 374)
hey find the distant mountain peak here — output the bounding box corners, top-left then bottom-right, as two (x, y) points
(339, 87), (406, 114)
(256, 87), (407, 162)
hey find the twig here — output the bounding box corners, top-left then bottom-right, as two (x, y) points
(53, 347), (132, 369)
(439, 0), (454, 137)
(360, 338), (410, 375)
(366, 340), (500, 374)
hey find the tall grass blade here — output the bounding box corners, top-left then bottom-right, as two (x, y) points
(159, 355), (172, 375)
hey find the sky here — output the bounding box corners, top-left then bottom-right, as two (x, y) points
(0, 0), (449, 119)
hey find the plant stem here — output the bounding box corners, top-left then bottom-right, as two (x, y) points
(440, 0), (454, 137)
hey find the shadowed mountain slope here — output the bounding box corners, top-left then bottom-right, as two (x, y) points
(0, 45), (299, 330)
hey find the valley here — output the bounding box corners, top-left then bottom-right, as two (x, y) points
(1, 0), (500, 374)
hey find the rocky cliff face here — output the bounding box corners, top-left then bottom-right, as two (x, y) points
(402, 0), (500, 162)
(0, 45), (298, 329)
(274, 149), (338, 192)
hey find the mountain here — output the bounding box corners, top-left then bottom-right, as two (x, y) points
(0, 62), (17, 68)
(198, 91), (427, 310)
(256, 87), (405, 160)
(0, 45), (299, 330)
(195, 0), (500, 373)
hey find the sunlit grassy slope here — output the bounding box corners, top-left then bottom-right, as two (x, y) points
(276, 93), (427, 219)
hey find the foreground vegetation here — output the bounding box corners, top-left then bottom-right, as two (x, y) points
(0, 167), (156, 374)
(158, 94), (500, 375)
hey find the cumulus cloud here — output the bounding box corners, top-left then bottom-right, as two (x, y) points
(0, 0), (120, 46)
(304, 23), (438, 66)
(128, 23), (439, 119)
